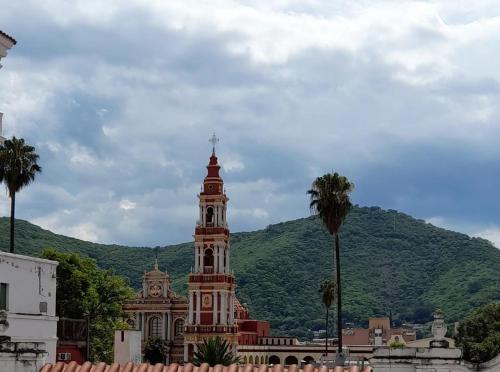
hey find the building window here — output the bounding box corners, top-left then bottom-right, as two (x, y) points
(149, 316), (162, 338)
(206, 207), (214, 224)
(204, 249), (214, 268)
(175, 319), (184, 336)
(0, 283), (8, 311)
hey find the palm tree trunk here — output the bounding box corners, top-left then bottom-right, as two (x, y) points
(335, 233), (342, 356)
(9, 192), (15, 253)
(325, 308), (329, 357)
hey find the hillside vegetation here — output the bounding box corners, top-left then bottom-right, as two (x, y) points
(1, 206), (499, 338)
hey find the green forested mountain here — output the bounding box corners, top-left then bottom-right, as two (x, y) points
(1, 206), (499, 339)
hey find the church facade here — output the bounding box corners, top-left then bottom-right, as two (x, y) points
(123, 260), (188, 363)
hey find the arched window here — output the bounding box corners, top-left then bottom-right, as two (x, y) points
(149, 316), (162, 338)
(243, 356), (248, 364)
(304, 356), (315, 365)
(204, 249), (214, 268)
(175, 319), (184, 336)
(249, 356), (254, 365)
(260, 356), (265, 365)
(285, 356), (298, 366)
(269, 355), (280, 365)
(255, 356), (259, 365)
(206, 207), (214, 225)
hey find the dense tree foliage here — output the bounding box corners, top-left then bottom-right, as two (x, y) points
(41, 249), (134, 363)
(1, 206), (499, 339)
(192, 336), (240, 366)
(143, 337), (168, 364)
(455, 303), (500, 364)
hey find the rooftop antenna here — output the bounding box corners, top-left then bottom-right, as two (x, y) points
(209, 132), (219, 153)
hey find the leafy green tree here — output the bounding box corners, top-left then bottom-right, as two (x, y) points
(388, 340), (406, 349)
(0, 137), (41, 253)
(455, 303), (500, 364)
(308, 172), (354, 358)
(319, 279), (336, 356)
(192, 336), (240, 366)
(144, 337), (168, 365)
(41, 248), (134, 362)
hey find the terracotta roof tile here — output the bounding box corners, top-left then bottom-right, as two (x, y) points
(40, 363), (373, 372)
(0, 30), (16, 45)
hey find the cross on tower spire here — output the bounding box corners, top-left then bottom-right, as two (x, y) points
(209, 132), (219, 153)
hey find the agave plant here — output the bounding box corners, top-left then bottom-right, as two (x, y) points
(192, 336), (240, 366)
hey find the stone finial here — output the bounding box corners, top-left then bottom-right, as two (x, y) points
(430, 309), (449, 348)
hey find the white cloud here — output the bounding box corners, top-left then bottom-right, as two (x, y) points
(119, 199), (136, 210)
(221, 158), (245, 172)
(473, 227), (500, 249)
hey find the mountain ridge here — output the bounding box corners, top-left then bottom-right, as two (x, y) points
(1, 205), (499, 338)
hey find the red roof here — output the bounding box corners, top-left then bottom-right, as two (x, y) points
(40, 362), (373, 372)
(0, 30), (17, 45)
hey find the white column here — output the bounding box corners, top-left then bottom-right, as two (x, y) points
(162, 312), (167, 340)
(167, 311), (172, 340)
(184, 344), (189, 362)
(200, 248), (204, 272)
(214, 245), (219, 273)
(213, 291), (218, 325)
(142, 312), (147, 339)
(194, 245), (199, 272)
(229, 294), (234, 323)
(196, 291), (201, 324)
(135, 312), (140, 331)
(219, 246), (224, 273)
(221, 292), (227, 324)
(189, 292), (194, 324)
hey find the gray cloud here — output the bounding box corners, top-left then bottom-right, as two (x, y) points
(0, 0), (499, 247)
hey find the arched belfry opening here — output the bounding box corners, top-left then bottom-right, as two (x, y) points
(204, 248), (214, 272)
(206, 206), (214, 225)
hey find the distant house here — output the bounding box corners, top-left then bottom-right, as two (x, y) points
(343, 317), (416, 346)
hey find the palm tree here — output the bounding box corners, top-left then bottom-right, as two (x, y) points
(192, 336), (240, 366)
(0, 137), (41, 253)
(319, 279), (336, 357)
(307, 172), (354, 362)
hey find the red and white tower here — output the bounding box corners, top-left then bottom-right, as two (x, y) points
(183, 134), (238, 361)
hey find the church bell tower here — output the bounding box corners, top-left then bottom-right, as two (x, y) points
(183, 135), (238, 361)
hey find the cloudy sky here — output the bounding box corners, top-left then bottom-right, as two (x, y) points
(1, 0), (500, 248)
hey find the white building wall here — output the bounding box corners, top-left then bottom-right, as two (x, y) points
(114, 330), (142, 365)
(0, 251), (58, 364)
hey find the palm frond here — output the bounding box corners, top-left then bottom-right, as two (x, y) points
(307, 172), (354, 234)
(0, 136), (42, 196)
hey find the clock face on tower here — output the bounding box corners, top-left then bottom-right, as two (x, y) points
(149, 283), (163, 297)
